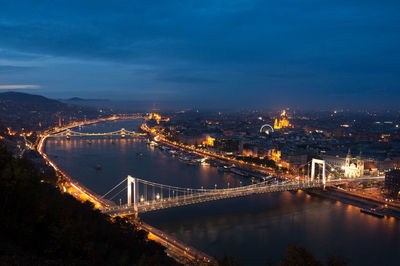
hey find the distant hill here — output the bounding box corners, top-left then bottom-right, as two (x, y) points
(65, 97), (86, 101)
(0, 91), (64, 106)
(61, 97), (111, 107)
(64, 97), (110, 102)
(0, 92), (105, 132)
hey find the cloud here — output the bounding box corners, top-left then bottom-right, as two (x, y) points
(0, 0), (399, 108)
(157, 75), (221, 84)
(0, 65), (35, 73)
(0, 84), (40, 89)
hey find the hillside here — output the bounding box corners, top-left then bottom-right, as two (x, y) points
(0, 92), (105, 132)
(0, 143), (178, 265)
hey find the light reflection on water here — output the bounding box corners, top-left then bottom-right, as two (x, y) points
(46, 120), (400, 266)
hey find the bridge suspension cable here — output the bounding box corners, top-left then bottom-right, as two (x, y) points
(48, 128), (144, 138)
(109, 187), (127, 201)
(101, 177), (128, 198)
(101, 173), (384, 216)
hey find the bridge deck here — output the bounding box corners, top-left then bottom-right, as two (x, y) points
(103, 177), (383, 216)
(48, 128), (146, 138)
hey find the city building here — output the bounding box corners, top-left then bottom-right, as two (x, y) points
(214, 138), (239, 153)
(377, 158), (394, 174)
(180, 135), (208, 146)
(286, 153), (308, 169)
(364, 161), (378, 176)
(385, 169), (400, 198)
(274, 110), (291, 129)
(322, 154), (346, 169)
(202, 135), (215, 147)
(242, 143), (259, 157)
(344, 149), (364, 178)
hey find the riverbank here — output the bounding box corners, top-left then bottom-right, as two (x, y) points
(308, 187), (400, 220)
(153, 137), (282, 183)
(148, 131), (395, 221)
(36, 117), (217, 265)
(37, 129), (111, 209)
(41, 121), (400, 265)
(133, 218), (218, 265)
(0, 142), (176, 265)
(141, 122), (282, 178)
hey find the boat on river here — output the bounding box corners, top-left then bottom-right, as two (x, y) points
(230, 168), (250, 177)
(360, 208), (384, 218)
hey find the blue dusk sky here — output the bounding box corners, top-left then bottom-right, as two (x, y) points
(0, 0), (399, 109)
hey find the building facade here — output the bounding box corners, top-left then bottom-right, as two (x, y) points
(344, 149), (364, 178)
(385, 169), (400, 198)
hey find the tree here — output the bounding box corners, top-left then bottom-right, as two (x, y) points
(279, 244), (323, 266)
(0, 142), (178, 265)
(218, 256), (243, 266)
(326, 255), (349, 266)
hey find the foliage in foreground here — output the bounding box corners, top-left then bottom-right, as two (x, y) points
(0, 143), (177, 265)
(218, 244), (348, 266)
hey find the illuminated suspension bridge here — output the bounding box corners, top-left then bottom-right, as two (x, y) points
(48, 128), (146, 139)
(101, 172), (384, 216)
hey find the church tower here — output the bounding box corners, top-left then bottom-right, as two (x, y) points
(345, 148), (352, 167)
(356, 150), (364, 177)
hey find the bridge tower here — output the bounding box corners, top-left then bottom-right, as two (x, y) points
(66, 129), (71, 140)
(311, 158), (326, 184)
(127, 175), (138, 212)
(121, 128), (126, 138)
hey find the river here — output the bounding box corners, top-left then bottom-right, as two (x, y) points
(45, 120), (400, 265)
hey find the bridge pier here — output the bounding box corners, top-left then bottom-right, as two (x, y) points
(102, 175), (383, 216)
(66, 129), (71, 140)
(127, 175), (138, 213)
(311, 158), (326, 185)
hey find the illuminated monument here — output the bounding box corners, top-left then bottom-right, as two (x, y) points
(344, 149), (364, 178)
(202, 136), (215, 147)
(274, 110), (291, 129)
(147, 113), (169, 124)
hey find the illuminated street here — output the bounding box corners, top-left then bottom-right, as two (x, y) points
(1, 1), (400, 264)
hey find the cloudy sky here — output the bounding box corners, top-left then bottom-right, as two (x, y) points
(0, 0), (399, 108)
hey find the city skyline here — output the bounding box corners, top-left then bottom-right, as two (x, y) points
(1, 1), (400, 265)
(1, 86), (399, 265)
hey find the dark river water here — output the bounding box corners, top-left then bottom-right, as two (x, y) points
(45, 120), (400, 266)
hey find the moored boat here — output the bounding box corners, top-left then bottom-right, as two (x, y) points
(360, 208), (384, 218)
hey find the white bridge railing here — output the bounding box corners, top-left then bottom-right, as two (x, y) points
(101, 176), (384, 216)
(49, 128), (146, 138)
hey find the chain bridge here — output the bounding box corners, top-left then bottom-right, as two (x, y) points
(101, 174), (384, 216)
(48, 128), (146, 139)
